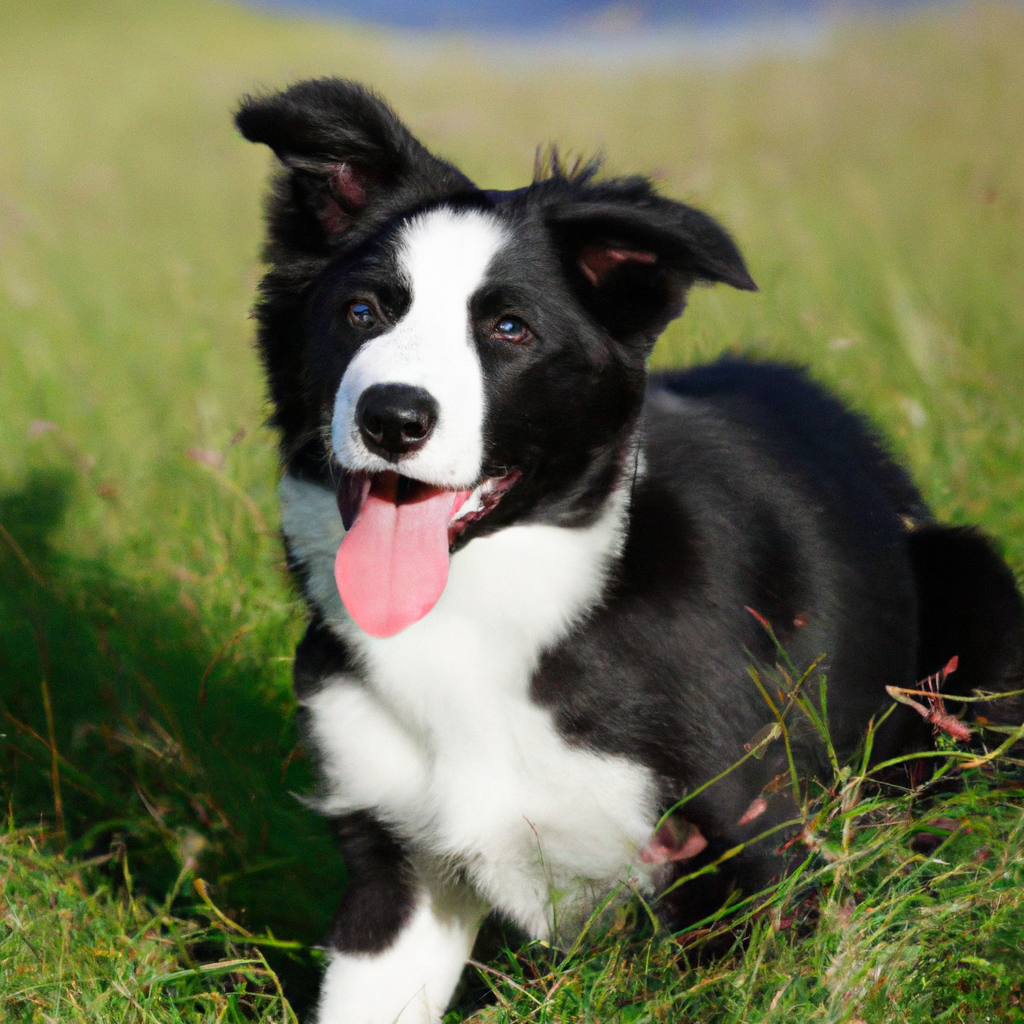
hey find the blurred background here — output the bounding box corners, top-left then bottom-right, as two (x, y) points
(249, 0), (944, 31)
(1, 0), (1022, 1009)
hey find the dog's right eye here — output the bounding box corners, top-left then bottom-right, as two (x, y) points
(347, 301), (377, 328)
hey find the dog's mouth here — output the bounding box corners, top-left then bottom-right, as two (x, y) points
(333, 468), (520, 639)
(335, 469), (519, 543)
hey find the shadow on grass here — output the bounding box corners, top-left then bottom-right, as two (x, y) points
(0, 468), (341, 1014)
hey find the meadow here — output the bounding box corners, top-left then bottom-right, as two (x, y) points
(1, 0), (1022, 1019)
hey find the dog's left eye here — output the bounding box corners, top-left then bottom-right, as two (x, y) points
(347, 301), (377, 328)
(491, 316), (532, 344)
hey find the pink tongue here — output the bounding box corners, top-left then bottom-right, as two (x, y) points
(334, 479), (465, 638)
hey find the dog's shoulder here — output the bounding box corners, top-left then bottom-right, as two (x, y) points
(532, 359), (925, 784)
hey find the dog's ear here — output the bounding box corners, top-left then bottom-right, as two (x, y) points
(545, 178), (756, 345)
(236, 79), (473, 252)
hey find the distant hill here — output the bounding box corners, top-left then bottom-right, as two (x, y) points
(248, 0), (951, 32)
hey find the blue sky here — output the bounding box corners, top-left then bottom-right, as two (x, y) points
(249, 0), (949, 31)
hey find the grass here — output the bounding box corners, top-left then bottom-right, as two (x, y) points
(466, 770), (1024, 1024)
(1, 825), (297, 1022)
(0, 0), (1022, 1019)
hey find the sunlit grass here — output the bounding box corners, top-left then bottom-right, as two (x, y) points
(1, 0), (1023, 1019)
(459, 765), (1024, 1024)
(1, 826), (298, 1023)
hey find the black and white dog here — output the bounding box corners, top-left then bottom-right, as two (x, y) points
(235, 79), (1024, 1023)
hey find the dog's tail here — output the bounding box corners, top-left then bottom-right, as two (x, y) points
(908, 524), (1024, 736)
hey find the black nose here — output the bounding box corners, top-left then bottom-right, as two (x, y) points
(356, 383), (439, 461)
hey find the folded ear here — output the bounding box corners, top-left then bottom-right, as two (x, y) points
(544, 177), (756, 345)
(235, 78), (473, 253)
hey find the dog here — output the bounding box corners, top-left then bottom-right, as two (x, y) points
(235, 79), (1024, 1024)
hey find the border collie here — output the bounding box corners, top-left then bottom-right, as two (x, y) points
(235, 79), (1024, 1024)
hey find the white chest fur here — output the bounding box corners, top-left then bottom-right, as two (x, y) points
(280, 474), (658, 938)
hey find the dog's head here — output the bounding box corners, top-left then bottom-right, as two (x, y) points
(237, 79), (755, 636)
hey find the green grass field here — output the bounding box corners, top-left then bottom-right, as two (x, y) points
(1, 0), (1023, 1020)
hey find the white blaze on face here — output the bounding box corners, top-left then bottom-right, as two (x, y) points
(331, 207), (506, 489)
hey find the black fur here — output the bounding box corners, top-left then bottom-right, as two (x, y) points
(236, 79), (1024, 1002)
(327, 811), (416, 956)
(292, 612), (359, 701)
(908, 525), (1024, 729)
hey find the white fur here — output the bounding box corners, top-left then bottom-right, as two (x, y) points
(280, 474), (347, 624)
(316, 882), (485, 1024)
(330, 208), (504, 489)
(281, 471), (658, 941)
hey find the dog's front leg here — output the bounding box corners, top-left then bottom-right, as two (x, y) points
(316, 812), (486, 1024)
(317, 886), (485, 1024)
